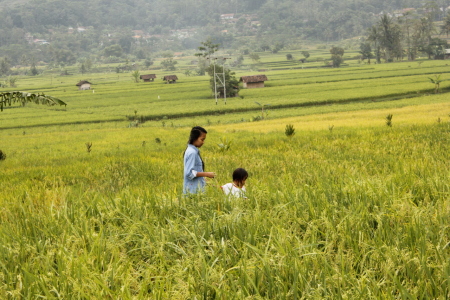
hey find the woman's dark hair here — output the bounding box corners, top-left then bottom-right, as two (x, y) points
(184, 126), (207, 170)
(188, 126), (207, 144)
(233, 168), (248, 184)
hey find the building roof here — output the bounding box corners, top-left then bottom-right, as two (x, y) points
(76, 80), (91, 86)
(140, 74), (156, 80)
(240, 75), (268, 83)
(163, 75), (178, 81)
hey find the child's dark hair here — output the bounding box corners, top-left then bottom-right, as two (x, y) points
(233, 168), (248, 184)
(184, 126), (207, 170)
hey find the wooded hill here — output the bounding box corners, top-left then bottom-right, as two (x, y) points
(0, 0), (448, 67)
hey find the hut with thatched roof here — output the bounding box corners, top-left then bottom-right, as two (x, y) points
(76, 80), (92, 90)
(163, 75), (178, 84)
(140, 74), (157, 82)
(239, 75), (268, 89)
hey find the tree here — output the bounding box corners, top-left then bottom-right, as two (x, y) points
(359, 43), (373, 63)
(330, 46), (344, 56)
(195, 38), (219, 58)
(160, 53), (177, 71)
(426, 38), (449, 59)
(441, 14), (450, 36)
(0, 58), (11, 76)
(249, 52), (260, 62)
(8, 76), (17, 88)
(131, 70), (140, 83)
(0, 92), (66, 111)
(144, 59), (153, 69)
(415, 17), (436, 59)
(367, 25), (382, 63)
(103, 44), (123, 57)
(331, 54), (344, 67)
(301, 51), (310, 59)
(330, 47), (344, 67)
(286, 53), (294, 60)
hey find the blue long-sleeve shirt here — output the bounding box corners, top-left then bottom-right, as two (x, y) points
(183, 144), (205, 194)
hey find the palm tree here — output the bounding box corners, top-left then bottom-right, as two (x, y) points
(0, 92), (66, 111)
(441, 14), (450, 37)
(367, 25), (382, 63)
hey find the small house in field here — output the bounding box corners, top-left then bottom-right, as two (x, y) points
(140, 74), (156, 82)
(76, 80), (92, 90)
(445, 49), (450, 59)
(240, 75), (268, 89)
(163, 75), (178, 84)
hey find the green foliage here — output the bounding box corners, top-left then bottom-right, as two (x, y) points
(217, 136), (232, 152)
(104, 45), (123, 58)
(85, 142), (93, 153)
(0, 57), (10, 76)
(301, 51), (310, 59)
(286, 53), (293, 60)
(330, 46), (344, 56)
(386, 113), (393, 127)
(144, 59), (154, 69)
(8, 76), (17, 88)
(0, 122), (449, 298)
(0, 150), (5, 160)
(254, 101), (270, 120)
(0, 91), (66, 111)
(285, 124), (295, 137)
(160, 57), (177, 71)
(131, 70), (140, 83)
(249, 52), (260, 62)
(331, 54), (344, 67)
(359, 43), (373, 63)
(195, 38), (219, 58)
(207, 64), (240, 98)
(428, 74), (445, 94)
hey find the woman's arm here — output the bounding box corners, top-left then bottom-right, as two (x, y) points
(196, 171), (216, 178)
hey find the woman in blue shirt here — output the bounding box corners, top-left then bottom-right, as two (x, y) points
(183, 126), (216, 194)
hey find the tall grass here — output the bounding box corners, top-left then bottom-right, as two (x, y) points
(1, 121), (449, 298)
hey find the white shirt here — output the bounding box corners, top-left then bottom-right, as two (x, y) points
(221, 183), (246, 198)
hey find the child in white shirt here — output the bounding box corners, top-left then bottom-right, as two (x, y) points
(221, 168), (248, 198)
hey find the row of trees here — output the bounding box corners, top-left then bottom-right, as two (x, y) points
(362, 13), (449, 63)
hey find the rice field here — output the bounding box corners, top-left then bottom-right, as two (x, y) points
(0, 57), (449, 299)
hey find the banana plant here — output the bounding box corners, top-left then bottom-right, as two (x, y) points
(255, 101), (270, 120)
(0, 91), (66, 111)
(428, 75), (445, 94)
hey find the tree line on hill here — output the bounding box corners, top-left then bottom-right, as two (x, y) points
(0, 0), (448, 75)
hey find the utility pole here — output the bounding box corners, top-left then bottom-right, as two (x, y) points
(207, 57), (231, 105)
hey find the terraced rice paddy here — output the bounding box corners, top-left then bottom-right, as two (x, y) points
(0, 56), (449, 298)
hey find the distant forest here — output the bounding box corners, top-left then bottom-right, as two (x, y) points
(0, 0), (448, 68)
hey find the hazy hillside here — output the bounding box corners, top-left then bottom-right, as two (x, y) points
(0, 0), (447, 68)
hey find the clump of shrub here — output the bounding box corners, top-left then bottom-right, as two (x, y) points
(0, 150), (6, 160)
(85, 142), (92, 153)
(285, 124), (295, 138)
(386, 114), (393, 127)
(217, 137), (232, 152)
